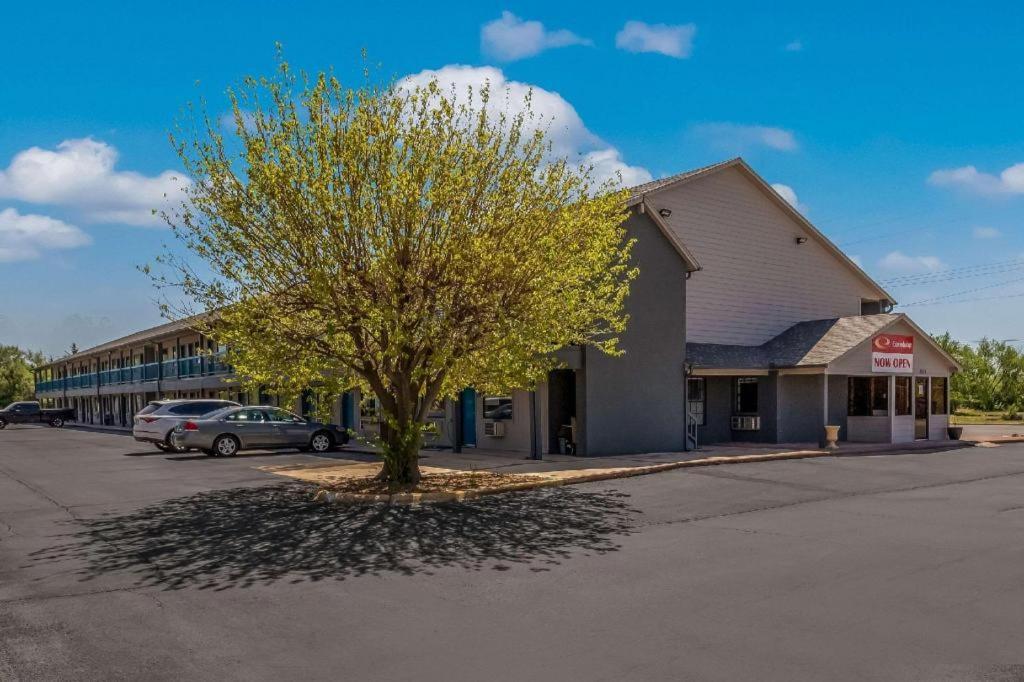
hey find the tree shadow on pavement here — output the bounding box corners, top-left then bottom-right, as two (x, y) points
(30, 484), (639, 590)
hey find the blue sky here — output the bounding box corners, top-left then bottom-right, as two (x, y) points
(2, 1), (1023, 356)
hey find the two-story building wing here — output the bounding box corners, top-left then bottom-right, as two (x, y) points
(637, 158), (958, 447)
(34, 158), (958, 454)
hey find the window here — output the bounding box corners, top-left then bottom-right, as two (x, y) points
(360, 395), (380, 421)
(165, 401), (232, 416)
(848, 377), (889, 416)
(735, 378), (758, 414)
(930, 377), (948, 415)
(267, 408), (303, 423)
(687, 377), (706, 426)
(895, 376), (912, 416)
(225, 409), (268, 422)
(483, 395), (513, 420)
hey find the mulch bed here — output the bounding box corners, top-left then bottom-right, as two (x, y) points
(319, 470), (539, 496)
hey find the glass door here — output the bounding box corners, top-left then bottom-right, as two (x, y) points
(914, 378), (928, 439)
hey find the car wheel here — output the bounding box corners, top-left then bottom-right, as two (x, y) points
(310, 431), (334, 453)
(213, 434), (240, 457)
(155, 442), (170, 452)
(0, 419), (7, 430)
(49, 417), (65, 428)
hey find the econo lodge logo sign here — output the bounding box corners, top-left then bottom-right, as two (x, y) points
(871, 333), (914, 373)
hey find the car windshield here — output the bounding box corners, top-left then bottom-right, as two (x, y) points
(3, 403), (18, 411)
(137, 403), (161, 416)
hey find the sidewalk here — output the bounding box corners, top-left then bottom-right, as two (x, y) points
(261, 438), (975, 503)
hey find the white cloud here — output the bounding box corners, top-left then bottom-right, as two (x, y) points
(0, 138), (191, 226)
(878, 251), (944, 274)
(770, 183), (807, 213)
(615, 21), (696, 58)
(398, 65), (651, 187)
(481, 11), (591, 61)
(784, 40), (803, 52)
(0, 208), (91, 262)
(692, 123), (798, 152)
(928, 162), (1024, 196)
(973, 226), (1001, 239)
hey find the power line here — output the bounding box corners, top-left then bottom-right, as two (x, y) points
(881, 258), (1024, 287)
(898, 290), (1024, 308)
(899, 274), (1024, 307)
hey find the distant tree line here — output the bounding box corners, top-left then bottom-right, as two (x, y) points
(0, 346), (44, 407)
(934, 333), (1024, 413)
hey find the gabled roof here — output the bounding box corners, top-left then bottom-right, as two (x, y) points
(627, 159), (738, 204)
(688, 313), (960, 371)
(39, 312), (213, 367)
(626, 157), (896, 306)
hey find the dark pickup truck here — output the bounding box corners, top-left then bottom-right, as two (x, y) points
(0, 401), (75, 429)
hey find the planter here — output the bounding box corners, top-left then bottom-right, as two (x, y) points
(823, 425), (841, 450)
(947, 426), (964, 440)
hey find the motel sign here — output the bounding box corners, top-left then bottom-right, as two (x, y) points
(871, 334), (914, 373)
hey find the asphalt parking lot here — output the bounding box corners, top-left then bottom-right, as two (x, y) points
(3, 426), (1024, 681)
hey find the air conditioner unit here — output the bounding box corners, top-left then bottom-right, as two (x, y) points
(730, 415), (761, 431)
(484, 421), (505, 437)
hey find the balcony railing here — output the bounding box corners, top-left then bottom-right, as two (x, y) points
(34, 352), (233, 393)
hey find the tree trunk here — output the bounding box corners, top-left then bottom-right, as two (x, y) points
(377, 416), (423, 486)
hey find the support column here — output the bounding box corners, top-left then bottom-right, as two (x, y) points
(529, 389), (540, 460)
(821, 373), (830, 447)
(887, 374), (896, 443)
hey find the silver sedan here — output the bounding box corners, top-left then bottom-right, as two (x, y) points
(169, 406), (349, 457)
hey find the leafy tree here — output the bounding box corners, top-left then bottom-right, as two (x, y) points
(155, 60), (635, 485)
(0, 346), (43, 407)
(935, 333), (1024, 412)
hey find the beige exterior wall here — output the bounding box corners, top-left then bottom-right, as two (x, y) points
(649, 166), (882, 346)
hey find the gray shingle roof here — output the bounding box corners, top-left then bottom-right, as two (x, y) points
(687, 313), (901, 370)
(627, 158), (740, 205)
(41, 312), (214, 366)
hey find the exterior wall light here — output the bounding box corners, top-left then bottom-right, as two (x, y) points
(795, 236), (808, 244)
(658, 208), (672, 218)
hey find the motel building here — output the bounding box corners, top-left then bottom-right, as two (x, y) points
(34, 158), (959, 454)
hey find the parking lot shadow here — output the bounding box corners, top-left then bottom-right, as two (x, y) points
(31, 484), (639, 590)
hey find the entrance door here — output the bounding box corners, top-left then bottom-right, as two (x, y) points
(914, 378), (928, 439)
(460, 389), (476, 447)
(547, 369), (576, 454)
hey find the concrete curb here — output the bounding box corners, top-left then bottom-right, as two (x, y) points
(313, 448), (830, 506)
(966, 436), (1024, 445)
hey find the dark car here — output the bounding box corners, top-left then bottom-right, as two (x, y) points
(0, 401), (75, 429)
(169, 405), (349, 456)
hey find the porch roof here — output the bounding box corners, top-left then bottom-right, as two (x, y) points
(687, 313), (904, 371)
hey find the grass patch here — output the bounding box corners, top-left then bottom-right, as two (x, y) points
(952, 408), (1024, 425)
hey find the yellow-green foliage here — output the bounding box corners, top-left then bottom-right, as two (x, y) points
(155, 56), (635, 479)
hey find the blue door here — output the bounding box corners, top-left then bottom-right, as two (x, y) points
(341, 392), (354, 430)
(461, 389), (477, 447)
